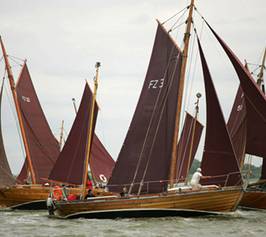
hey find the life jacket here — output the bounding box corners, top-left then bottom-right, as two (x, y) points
(53, 186), (63, 201)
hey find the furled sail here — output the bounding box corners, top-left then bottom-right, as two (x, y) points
(176, 112), (203, 182)
(227, 86), (247, 167)
(0, 79), (15, 187)
(197, 38), (242, 187)
(16, 63), (60, 184)
(90, 135), (115, 183)
(49, 83), (98, 185)
(207, 23), (266, 159)
(108, 22), (182, 194)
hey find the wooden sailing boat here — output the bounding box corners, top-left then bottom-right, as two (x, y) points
(227, 48), (266, 210)
(52, 0), (245, 219)
(0, 38), (114, 209)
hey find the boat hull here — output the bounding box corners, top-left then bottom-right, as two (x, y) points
(239, 191), (266, 210)
(0, 185), (81, 210)
(54, 186), (243, 219)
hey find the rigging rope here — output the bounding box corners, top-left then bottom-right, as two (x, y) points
(162, 6), (189, 25)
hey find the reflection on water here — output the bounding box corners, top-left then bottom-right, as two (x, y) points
(0, 209), (265, 237)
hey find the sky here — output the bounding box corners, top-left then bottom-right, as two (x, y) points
(0, 0), (265, 174)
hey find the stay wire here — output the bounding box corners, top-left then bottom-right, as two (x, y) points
(162, 5), (189, 25)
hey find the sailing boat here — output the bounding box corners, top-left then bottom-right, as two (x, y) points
(228, 48), (266, 210)
(52, 0), (245, 219)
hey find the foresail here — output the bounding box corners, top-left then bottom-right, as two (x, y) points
(176, 112), (203, 182)
(207, 23), (266, 158)
(90, 135), (115, 183)
(0, 79), (15, 187)
(16, 63), (60, 184)
(197, 38), (242, 187)
(227, 86), (247, 167)
(108, 22), (182, 194)
(49, 83), (98, 185)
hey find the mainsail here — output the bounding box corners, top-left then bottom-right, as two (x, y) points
(15, 63), (60, 184)
(90, 134), (115, 183)
(108, 22), (182, 194)
(48, 83), (99, 185)
(176, 112), (203, 182)
(197, 37), (242, 187)
(0, 79), (15, 187)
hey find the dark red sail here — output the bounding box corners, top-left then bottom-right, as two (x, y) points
(227, 86), (247, 167)
(197, 38), (242, 187)
(16, 63), (60, 184)
(207, 23), (266, 159)
(176, 112), (203, 182)
(261, 159), (266, 180)
(49, 83), (98, 185)
(0, 79), (15, 187)
(90, 135), (115, 183)
(108, 22), (182, 194)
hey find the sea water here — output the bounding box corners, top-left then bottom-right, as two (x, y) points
(0, 209), (265, 237)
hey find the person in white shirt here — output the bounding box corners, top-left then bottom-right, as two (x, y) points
(190, 168), (210, 190)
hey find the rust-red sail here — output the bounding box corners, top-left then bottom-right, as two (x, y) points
(16, 63), (60, 184)
(207, 23), (266, 159)
(176, 112), (203, 182)
(108, 22), (182, 194)
(49, 83), (98, 185)
(227, 86), (247, 167)
(90, 134), (115, 183)
(197, 38), (242, 187)
(0, 79), (15, 187)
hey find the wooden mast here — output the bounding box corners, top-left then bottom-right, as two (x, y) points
(59, 120), (64, 150)
(169, 0), (195, 186)
(0, 36), (36, 184)
(82, 62), (100, 198)
(257, 48), (266, 89)
(185, 93), (201, 184)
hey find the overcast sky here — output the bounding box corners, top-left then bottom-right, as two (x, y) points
(0, 0), (265, 174)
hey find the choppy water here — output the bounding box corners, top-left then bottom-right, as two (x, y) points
(0, 209), (265, 237)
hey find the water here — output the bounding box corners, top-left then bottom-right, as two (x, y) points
(0, 209), (265, 237)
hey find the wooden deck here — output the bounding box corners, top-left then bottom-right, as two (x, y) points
(54, 186), (243, 219)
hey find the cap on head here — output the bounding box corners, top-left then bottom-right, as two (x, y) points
(197, 168), (202, 172)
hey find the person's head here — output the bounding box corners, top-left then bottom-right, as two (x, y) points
(123, 187), (127, 192)
(197, 168), (202, 173)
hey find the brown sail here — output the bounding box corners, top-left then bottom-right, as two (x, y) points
(15, 63), (60, 184)
(0, 79), (15, 187)
(48, 83), (98, 185)
(90, 135), (115, 183)
(227, 86), (247, 167)
(197, 37), (242, 187)
(176, 112), (203, 182)
(108, 22), (182, 194)
(207, 23), (266, 159)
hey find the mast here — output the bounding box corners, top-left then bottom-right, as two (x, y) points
(169, 0), (195, 186)
(82, 62), (100, 198)
(72, 98), (78, 114)
(0, 37), (36, 184)
(185, 92), (201, 184)
(59, 120), (64, 150)
(257, 48), (266, 91)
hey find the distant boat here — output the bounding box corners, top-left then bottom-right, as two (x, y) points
(52, 0), (244, 219)
(0, 38), (114, 209)
(228, 48), (266, 210)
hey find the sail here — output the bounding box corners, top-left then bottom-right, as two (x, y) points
(227, 86), (247, 167)
(0, 79), (15, 187)
(15, 63), (60, 184)
(90, 135), (115, 183)
(197, 38), (242, 187)
(207, 23), (266, 159)
(49, 83), (98, 185)
(108, 22), (182, 194)
(176, 112), (203, 182)
(261, 159), (266, 180)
